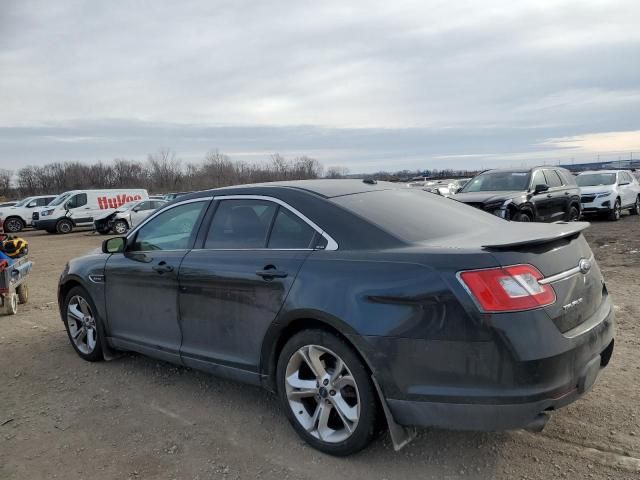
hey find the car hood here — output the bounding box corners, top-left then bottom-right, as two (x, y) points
(453, 191), (524, 204)
(579, 185), (615, 194)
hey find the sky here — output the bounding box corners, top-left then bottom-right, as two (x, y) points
(1, 0), (640, 173)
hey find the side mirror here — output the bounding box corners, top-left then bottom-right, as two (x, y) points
(102, 237), (126, 254)
(534, 183), (549, 194)
(27, 203), (36, 208)
(132, 207), (140, 212)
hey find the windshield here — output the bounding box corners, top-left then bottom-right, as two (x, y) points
(332, 188), (505, 243)
(460, 171), (531, 193)
(576, 173), (616, 186)
(14, 197), (33, 207)
(49, 192), (72, 207)
(118, 201), (138, 211)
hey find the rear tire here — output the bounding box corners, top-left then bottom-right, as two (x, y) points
(630, 196), (640, 216)
(56, 218), (74, 234)
(17, 284), (28, 304)
(608, 199), (621, 221)
(566, 205), (580, 222)
(513, 212), (532, 222)
(4, 217), (24, 233)
(276, 329), (379, 456)
(3, 293), (18, 315)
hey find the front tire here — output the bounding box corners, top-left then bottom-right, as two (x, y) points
(56, 218), (74, 234)
(62, 286), (103, 361)
(276, 330), (379, 456)
(113, 219), (129, 235)
(17, 283), (28, 304)
(608, 199), (621, 221)
(4, 217), (24, 233)
(630, 196), (640, 216)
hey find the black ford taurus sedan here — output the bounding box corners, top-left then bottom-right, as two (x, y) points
(58, 180), (615, 455)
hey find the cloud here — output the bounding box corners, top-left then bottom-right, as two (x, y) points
(0, 0), (639, 171)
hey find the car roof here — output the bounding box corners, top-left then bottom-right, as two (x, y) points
(208, 179), (398, 198)
(578, 170), (622, 174)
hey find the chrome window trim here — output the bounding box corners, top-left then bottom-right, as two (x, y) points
(538, 254), (595, 285)
(207, 194), (339, 251)
(125, 196), (213, 241)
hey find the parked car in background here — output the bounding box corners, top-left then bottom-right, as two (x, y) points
(454, 167), (581, 222)
(577, 170), (640, 221)
(59, 180), (614, 455)
(447, 178), (471, 195)
(149, 195), (165, 200)
(32, 189), (148, 234)
(94, 199), (167, 234)
(0, 201), (18, 208)
(0, 195), (57, 232)
(162, 191), (194, 201)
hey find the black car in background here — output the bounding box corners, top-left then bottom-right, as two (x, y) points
(453, 167), (581, 222)
(58, 180), (613, 455)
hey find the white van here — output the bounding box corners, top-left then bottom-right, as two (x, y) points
(32, 189), (148, 234)
(0, 195), (58, 232)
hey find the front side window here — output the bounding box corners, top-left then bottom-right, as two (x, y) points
(133, 201), (206, 251)
(268, 208), (316, 249)
(205, 199), (277, 249)
(36, 198), (50, 206)
(530, 170), (546, 188)
(134, 201), (153, 211)
(543, 170), (563, 188)
(66, 193), (87, 209)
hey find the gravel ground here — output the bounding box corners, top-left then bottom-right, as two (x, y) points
(1, 216), (639, 480)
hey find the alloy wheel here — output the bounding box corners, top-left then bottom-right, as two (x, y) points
(113, 221), (128, 234)
(284, 345), (360, 443)
(67, 295), (97, 354)
(5, 218), (22, 232)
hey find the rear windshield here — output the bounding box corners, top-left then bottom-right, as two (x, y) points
(461, 171), (530, 192)
(332, 189), (505, 243)
(576, 173), (616, 186)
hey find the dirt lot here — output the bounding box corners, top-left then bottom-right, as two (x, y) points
(1, 216), (639, 480)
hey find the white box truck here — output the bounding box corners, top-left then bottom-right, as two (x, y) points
(32, 189), (148, 234)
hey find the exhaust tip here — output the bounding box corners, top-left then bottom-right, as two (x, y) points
(524, 412), (550, 433)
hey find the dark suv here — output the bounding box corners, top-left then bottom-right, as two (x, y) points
(453, 167), (581, 222)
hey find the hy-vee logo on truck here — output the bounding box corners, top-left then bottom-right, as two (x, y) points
(97, 194), (143, 210)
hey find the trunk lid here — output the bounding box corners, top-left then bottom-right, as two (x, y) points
(422, 221), (603, 333)
(485, 228), (604, 333)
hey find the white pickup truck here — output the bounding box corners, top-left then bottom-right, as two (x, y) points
(0, 195), (58, 232)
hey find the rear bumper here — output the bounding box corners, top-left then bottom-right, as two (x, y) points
(386, 340), (612, 430)
(354, 294), (615, 431)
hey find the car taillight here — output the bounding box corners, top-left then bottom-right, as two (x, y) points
(458, 264), (556, 312)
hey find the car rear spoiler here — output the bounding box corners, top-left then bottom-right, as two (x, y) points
(481, 221), (590, 249)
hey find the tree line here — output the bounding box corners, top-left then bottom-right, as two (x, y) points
(8, 150), (329, 197)
(0, 149), (482, 200)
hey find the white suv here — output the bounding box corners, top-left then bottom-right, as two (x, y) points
(0, 195), (57, 232)
(577, 170), (640, 221)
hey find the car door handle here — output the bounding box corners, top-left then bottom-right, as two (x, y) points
(152, 261), (174, 274)
(256, 268), (288, 279)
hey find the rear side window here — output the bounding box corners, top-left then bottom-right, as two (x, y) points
(333, 189), (505, 243)
(205, 199), (277, 249)
(543, 170), (563, 188)
(268, 208), (316, 249)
